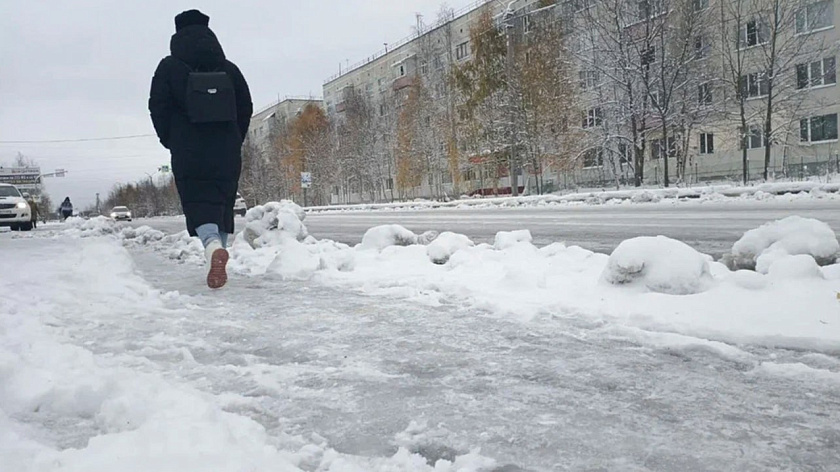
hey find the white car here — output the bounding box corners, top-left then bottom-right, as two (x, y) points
(234, 192), (247, 216)
(0, 183), (32, 231)
(110, 206), (132, 221)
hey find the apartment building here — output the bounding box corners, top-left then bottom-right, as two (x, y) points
(248, 97), (323, 154)
(323, 0), (544, 203)
(566, 0), (839, 186)
(323, 0), (838, 202)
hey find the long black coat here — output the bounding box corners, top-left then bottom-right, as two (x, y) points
(149, 25), (252, 236)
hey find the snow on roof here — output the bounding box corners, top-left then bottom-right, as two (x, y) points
(262, 112), (276, 122)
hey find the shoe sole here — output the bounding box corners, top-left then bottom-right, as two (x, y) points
(207, 248), (229, 289)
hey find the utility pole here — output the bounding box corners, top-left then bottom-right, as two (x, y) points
(95, 193), (100, 215)
(504, 8), (519, 197)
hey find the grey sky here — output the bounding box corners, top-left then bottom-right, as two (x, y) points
(0, 0), (472, 209)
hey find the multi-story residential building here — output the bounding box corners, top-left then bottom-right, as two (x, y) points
(559, 0), (838, 186)
(323, 0), (546, 203)
(248, 97), (323, 154)
(323, 0), (838, 203)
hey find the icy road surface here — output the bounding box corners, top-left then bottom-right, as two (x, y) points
(2, 233), (839, 471)
(130, 199), (840, 258)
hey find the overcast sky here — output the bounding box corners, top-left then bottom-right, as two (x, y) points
(0, 0), (474, 209)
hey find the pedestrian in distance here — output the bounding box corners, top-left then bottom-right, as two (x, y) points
(23, 193), (38, 229)
(59, 197), (73, 221)
(148, 9), (253, 289)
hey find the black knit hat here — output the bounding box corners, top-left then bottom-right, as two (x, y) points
(175, 9), (210, 31)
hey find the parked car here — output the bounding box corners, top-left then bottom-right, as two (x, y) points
(234, 192), (247, 216)
(110, 206), (132, 221)
(0, 183), (32, 231)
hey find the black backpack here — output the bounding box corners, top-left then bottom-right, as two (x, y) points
(180, 60), (237, 123)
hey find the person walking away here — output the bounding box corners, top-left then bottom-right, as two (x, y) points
(59, 197), (73, 221)
(148, 9), (252, 289)
(23, 193), (38, 229)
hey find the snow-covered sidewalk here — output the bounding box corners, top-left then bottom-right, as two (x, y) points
(3, 211), (840, 470)
(308, 181), (840, 213)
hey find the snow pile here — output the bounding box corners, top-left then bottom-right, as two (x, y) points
(358, 224), (438, 251)
(120, 225), (165, 245)
(766, 254), (823, 279)
(493, 229), (532, 250)
(241, 200), (308, 248)
(426, 232), (474, 264)
(630, 190), (662, 203)
(61, 216), (118, 238)
(601, 236), (712, 295)
(307, 181), (840, 213)
(727, 216), (839, 272)
(229, 201), (355, 279)
(159, 231), (205, 265)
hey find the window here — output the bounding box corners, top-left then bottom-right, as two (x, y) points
(582, 107), (603, 128)
(650, 137), (676, 159)
(618, 142), (631, 165)
(796, 57), (836, 89)
(796, 1), (834, 34)
(420, 61), (429, 75)
(579, 70), (600, 89)
(637, 0), (665, 21)
(694, 35), (710, 59)
(583, 148), (604, 168)
(398, 64), (406, 77)
(800, 114), (839, 142)
(698, 83), (713, 105)
(379, 104), (386, 116)
(434, 55), (443, 70)
(739, 18), (767, 48)
(742, 125), (765, 149)
(524, 15), (533, 33)
(385, 178), (394, 191)
(693, 0), (708, 12)
(699, 133), (714, 154)
(739, 72), (769, 99)
(456, 41), (470, 60)
(641, 47), (656, 68)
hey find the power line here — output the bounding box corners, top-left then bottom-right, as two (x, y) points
(0, 134), (156, 144)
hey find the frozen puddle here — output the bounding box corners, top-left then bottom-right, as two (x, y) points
(2, 236), (839, 471)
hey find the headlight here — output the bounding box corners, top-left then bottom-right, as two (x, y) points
(110, 213), (117, 218)
(126, 212), (131, 217)
(16, 201), (27, 209)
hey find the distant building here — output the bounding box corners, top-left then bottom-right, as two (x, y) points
(248, 97), (323, 153)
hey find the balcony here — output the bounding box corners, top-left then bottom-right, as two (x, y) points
(392, 75), (415, 92)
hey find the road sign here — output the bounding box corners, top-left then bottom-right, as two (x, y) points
(301, 172), (312, 189)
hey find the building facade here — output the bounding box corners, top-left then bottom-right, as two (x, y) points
(322, 0), (838, 203)
(248, 97), (324, 154)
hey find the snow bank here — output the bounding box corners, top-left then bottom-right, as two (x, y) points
(120, 225), (165, 245)
(358, 225), (438, 251)
(307, 181), (840, 213)
(42, 205), (840, 352)
(728, 216), (839, 272)
(494, 230), (533, 250)
(61, 216), (118, 237)
(427, 232), (474, 264)
(601, 236), (712, 295)
(241, 200), (308, 248)
(226, 201), (355, 279)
